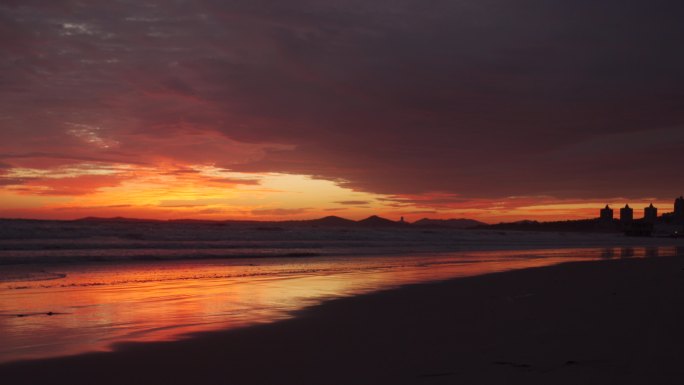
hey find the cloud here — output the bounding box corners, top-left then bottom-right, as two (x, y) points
(197, 208), (227, 215)
(334, 200), (370, 205)
(208, 178), (261, 185)
(405, 210), (438, 215)
(1, 0), (683, 207)
(16, 174), (127, 196)
(0, 178), (25, 186)
(54, 204), (132, 211)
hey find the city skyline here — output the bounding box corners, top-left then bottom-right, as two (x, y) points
(601, 196), (684, 225)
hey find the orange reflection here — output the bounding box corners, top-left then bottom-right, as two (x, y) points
(1, 246), (680, 363)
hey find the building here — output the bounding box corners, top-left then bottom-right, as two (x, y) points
(675, 196), (684, 222)
(644, 203), (658, 223)
(620, 204), (633, 223)
(600, 205), (614, 221)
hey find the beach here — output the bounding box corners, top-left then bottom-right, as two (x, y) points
(2, 253), (683, 384)
(3, 1), (683, 383)
(5, 219), (683, 364)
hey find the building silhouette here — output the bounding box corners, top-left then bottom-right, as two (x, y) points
(675, 196), (684, 222)
(595, 197), (684, 235)
(600, 205), (614, 222)
(620, 204), (633, 223)
(644, 203), (658, 223)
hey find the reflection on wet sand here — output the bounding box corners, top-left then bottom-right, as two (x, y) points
(0, 246), (681, 363)
(601, 248), (615, 259)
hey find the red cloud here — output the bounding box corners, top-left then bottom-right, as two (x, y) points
(16, 174), (127, 196)
(1, 0), (683, 212)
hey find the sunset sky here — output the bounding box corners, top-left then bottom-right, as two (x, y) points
(1, 1), (683, 222)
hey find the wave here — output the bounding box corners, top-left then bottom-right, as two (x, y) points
(0, 270), (67, 283)
(1, 220), (679, 267)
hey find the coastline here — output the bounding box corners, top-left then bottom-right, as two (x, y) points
(2, 223), (681, 267)
(2, 254), (683, 384)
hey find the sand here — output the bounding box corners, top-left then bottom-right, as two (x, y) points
(1, 255), (684, 384)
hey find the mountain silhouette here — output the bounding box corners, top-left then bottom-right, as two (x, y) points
(69, 215), (489, 229)
(357, 215), (404, 227)
(304, 216), (358, 227)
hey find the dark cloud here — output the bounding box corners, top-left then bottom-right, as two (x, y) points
(0, 178), (26, 186)
(334, 200), (370, 205)
(323, 207), (346, 212)
(198, 208), (228, 215)
(2, 1), (683, 203)
(161, 168), (202, 176)
(54, 204), (132, 211)
(209, 178), (261, 185)
(157, 203), (204, 208)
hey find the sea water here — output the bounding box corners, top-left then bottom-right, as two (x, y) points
(1, 220), (681, 363)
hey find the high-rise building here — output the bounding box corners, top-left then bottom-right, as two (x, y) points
(675, 196), (684, 222)
(600, 205), (613, 221)
(620, 204), (633, 223)
(644, 203), (658, 223)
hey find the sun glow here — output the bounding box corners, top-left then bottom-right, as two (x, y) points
(0, 162), (674, 222)
(0, 163), (393, 220)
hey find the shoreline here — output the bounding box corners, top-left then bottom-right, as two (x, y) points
(2, 254), (684, 384)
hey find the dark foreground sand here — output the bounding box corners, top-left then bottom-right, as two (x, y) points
(2, 256), (684, 385)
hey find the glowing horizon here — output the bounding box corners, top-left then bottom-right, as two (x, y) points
(0, 160), (676, 223)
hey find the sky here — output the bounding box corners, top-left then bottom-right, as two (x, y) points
(1, 0), (683, 222)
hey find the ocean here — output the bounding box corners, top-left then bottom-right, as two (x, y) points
(1, 219), (681, 363)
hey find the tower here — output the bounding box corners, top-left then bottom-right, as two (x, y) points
(644, 203), (658, 223)
(600, 205), (613, 222)
(620, 204), (633, 224)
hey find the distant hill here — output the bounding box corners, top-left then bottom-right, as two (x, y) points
(301, 216), (358, 227)
(357, 215), (405, 227)
(24, 214), (670, 234)
(413, 218), (486, 229)
(65, 215), (483, 229)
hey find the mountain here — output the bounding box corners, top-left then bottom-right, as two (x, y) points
(357, 215), (404, 227)
(302, 216), (358, 227)
(72, 215), (483, 229)
(413, 218), (486, 228)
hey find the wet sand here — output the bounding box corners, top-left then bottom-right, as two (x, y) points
(1, 255), (684, 384)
